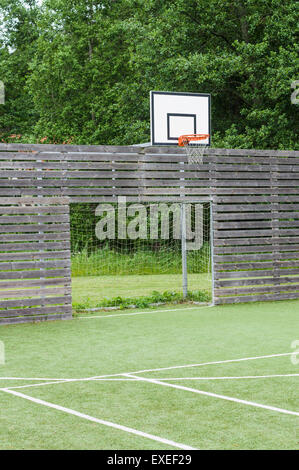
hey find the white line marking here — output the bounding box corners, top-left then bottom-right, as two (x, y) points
(124, 374), (299, 417)
(122, 352), (293, 376)
(0, 373), (128, 391)
(77, 306), (205, 320)
(1, 351), (294, 391)
(0, 377), (73, 381)
(91, 373), (299, 382)
(1, 389), (196, 450)
(4, 372), (299, 390)
(1, 380), (80, 391)
(148, 373), (299, 381)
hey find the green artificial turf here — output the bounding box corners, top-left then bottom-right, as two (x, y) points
(71, 273), (212, 307)
(0, 300), (298, 449)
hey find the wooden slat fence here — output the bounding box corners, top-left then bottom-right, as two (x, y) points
(0, 143), (298, 313)
(208, 152), (299, 304)
(0, 197), (71, 324)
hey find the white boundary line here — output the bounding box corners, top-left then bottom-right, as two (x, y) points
(148, 373), (299, 381)
(0, 377), (73, 381)
(93, 373), (299, 381)
(0, 373), (131, 391)
(1, 389), (196, 450)
(0, 380), (85, 391)
(3, 372), (299, 391)
(77, 305), (205, 320)
(0, 351), (294, 391)
(124, 374), (299, 418)
(121, 352), (294, 376)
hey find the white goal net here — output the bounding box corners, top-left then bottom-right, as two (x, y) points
(70, 200), (212, 309)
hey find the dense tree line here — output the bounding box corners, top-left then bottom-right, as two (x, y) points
(0, 0), (298, 149)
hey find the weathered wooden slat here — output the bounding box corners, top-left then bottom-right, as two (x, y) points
(214, 251), (299, 262)
(0, 188), (203, 197)
(0, 197), (69, 204)
(213, 172), (272, 179)
(0, 250), (70, 261)
(214, 244), (299, 255)
(212, 172), (299, 180)
(215, 268), (299, 279)
(0, 170), (210, 179)
(0, 287), (72, 299)
(211, 164), (299, 172)
(209, 164), (271, 172)
(0, 305), (72, 318)
(0, 278), (71, 289)
(214, 284), (299, 296)
(0, 259), (70, 271)
(0, 188), (212, 197)
(215, 275), (299, 287)
(0, 215), (69, 224)
(214, 237), (299, 247)
(215, 260), (299, 270)
(0, 179), (211, 188)
(277, 220), (299, 227)
(214, 221), (273, 229)
(214, 291), (299, 304)
(0, 295), (72, 309)
(5, 172), (291, 186)
(214, 196), (299, 203)
(0, 242), (70, 252)
(0, 312), (72, 324)
(0, 151), (298, 165)
(0, 161), (205, 171)
(213, 188), (299, 195)
(6, 160), (299, 172)
(214, 229), (299, 238)
(0, 233), (70, 243)
(0, 161), (148, 170)
(0, 152), (142, 162)
(214, 211), (299, 221)
(215, 220), (299, 229)
(205, 156), (299, 165)
(213, 204), (277, 212)
(67, 196), (212, 203)
(0, 143), (145, 153)
(214, 180), (272, 188)
(215, 262), (276, 271)
(0, 205), (68, 214)
(0, 143), (144, 153)
(0, 223), (70, 233)
(0, 268), (71, 280)
(146, 146), (299, 157)
(214, 229), (271, 238)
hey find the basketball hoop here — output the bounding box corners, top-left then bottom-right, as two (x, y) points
(178, 134), (210, 164)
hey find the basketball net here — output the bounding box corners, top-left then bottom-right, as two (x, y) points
(178, 134), (209, 165)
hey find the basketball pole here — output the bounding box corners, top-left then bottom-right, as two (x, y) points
(181, 203), (188, 298)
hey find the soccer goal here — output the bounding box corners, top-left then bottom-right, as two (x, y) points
(70, 200), (212, 309)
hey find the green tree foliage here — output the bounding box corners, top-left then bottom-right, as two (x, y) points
(0, 0), (39, 139)
(0, 0), (298, 148)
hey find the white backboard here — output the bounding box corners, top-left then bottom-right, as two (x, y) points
(150, 91), (211, 146)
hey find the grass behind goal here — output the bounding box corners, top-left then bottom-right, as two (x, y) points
(70, 202), (212, 309)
